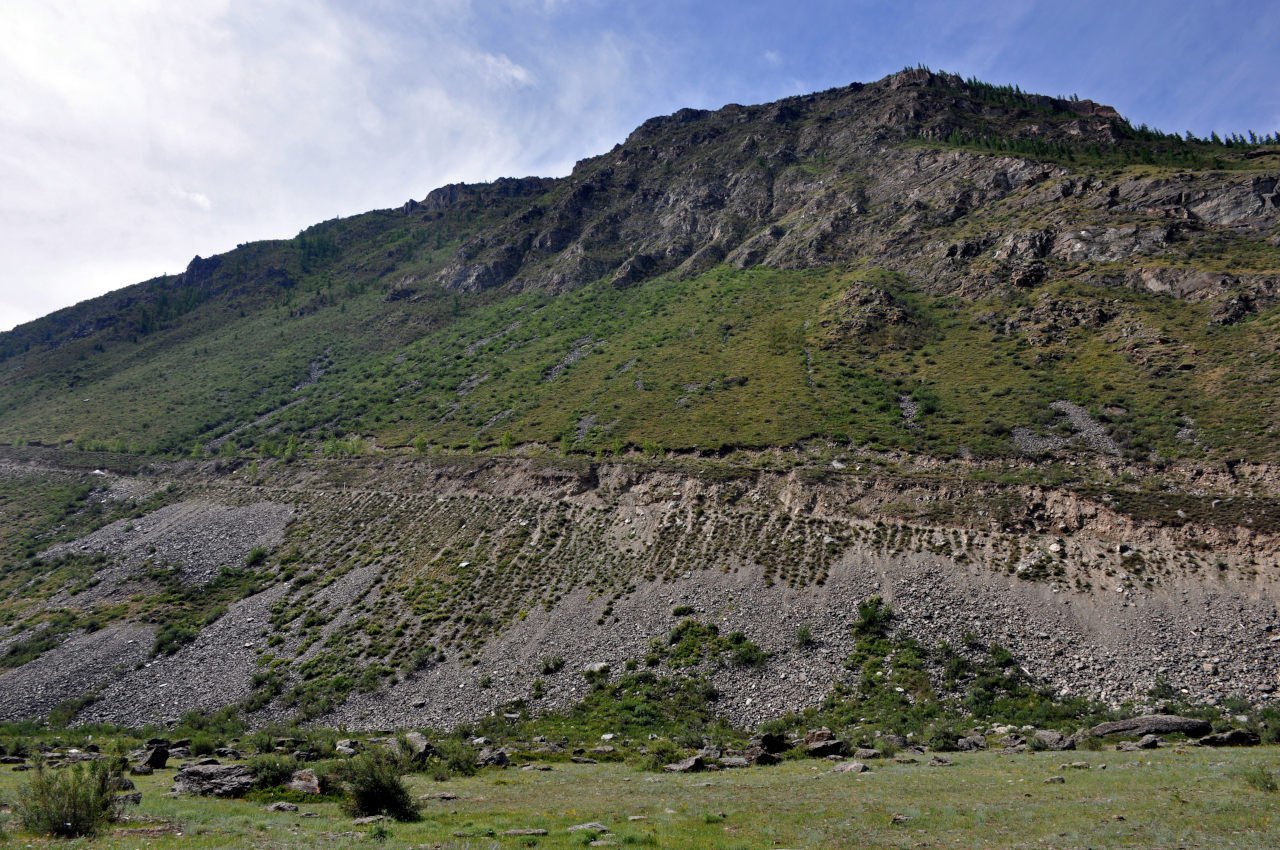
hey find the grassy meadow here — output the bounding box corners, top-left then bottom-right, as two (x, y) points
(1, 747), (1278, 848)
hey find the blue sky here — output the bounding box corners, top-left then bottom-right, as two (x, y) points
(1, 0), (1277, 331)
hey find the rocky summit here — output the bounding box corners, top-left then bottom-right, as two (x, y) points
(0, 69), (1277, 731)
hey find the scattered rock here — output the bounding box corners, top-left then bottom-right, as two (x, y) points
(141, 746), (169, 769)
(1044, 776), (1065, 784)
(265, 801), (299, 813)
(568, 821), (610, 832)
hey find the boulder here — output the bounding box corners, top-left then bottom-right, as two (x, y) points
(853, 748), (882, 760)
(214, 748), (242, 760)
(119, 791), (143, 806)
(171, 763), (256, 798)
(1033, 730), (1073, 751)
(804, 727), (835, 745)
(396, 731), (438, 765)
(879, 734), (910, 749)
(956, 735), (987, 752)
(141, 746), (169, 769)
(806, 739), (847, 758)
(830, 760), (870, 774)
(1087, 715), (1211, 740)
(758, 733), (789, 753)
(1197, 729), (1261, 747)
(266, 801), (299, 813)
(286, 769), (321, 795)
(663, 755), (704, 773)
(1137, 735), (1162, 749)
(477, 747), (511, 767)
(742, 746), (779, 766)
(719, 756), (750, 769)
(130, 764), (154, 776)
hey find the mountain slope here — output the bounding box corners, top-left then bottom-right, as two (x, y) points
(1, 69), (1278, 464)
(1, 69), (1279, 729)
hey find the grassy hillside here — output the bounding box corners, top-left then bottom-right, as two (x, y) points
(1, 69), (1278, 464)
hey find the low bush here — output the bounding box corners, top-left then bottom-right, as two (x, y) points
(338, 750), (420, 821)
(1240, 765), (1278, 793)
(15, 757), (124, 837)
(248, 753), (299, 788)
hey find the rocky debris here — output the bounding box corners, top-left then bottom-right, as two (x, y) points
(718, 756), (750, 769)
(1197, 729), (1261, 747)
(171, 763), (255, 798)
(1088, 715), (1212, 740)
(663, 755), (705, 773)
(286, 769), (321, 794)
(42, 500), (293, 593)
(502, 828), (550, 836)
(570, 756), (597, 764)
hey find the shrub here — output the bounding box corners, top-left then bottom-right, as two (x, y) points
(190, 732), (217, 756)
(339, 750), (420, 821)
(795, 623), (814, 649)
(15, 757), (124, 837)
(672, 606), (694, 616)
(642, 738), (684, 772)
(435, 738), (477, 778)
(1241, 765), (1278, 793)
(248, 753), (300, 788)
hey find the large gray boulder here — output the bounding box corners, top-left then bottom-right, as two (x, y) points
(1087, 715), (1212, 740)
(171, 763), (255, 798)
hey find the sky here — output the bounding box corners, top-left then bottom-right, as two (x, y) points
(2, 0), (1277, 332)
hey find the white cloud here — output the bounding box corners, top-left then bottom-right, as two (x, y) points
(0, 0), (652, 331)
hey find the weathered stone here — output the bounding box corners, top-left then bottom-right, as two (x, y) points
(502, 828), (549, 836)
(286, 769), (321, 795)
(1087, 715), (1212, 740)
(1033, 730), (1073, 751)
(742, 746), (779, 765)
(141, 746), (169, 769)
(853, 748), (882, 760)
(477, 747), (511, 767)
(130, 764), (154, 776)
(830, 760), (870, 774)
(266, 801), (299, 812)
(718, 756), (750, 769)
(171, 763), (255, 798)
(956, 735), (987, 752)
(1197, 729), (1260, 747)
(663, 755), (704, 773)
(568, 821), (610, 832)
(119, 791), (143, 806)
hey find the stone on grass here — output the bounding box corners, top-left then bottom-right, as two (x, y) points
(830, 760), (870, 774)
(266, 801), (299, 813)
(171, 763), (255, 798)
(1087, 715), (1211, 740)
(286, 769), (321, 795)
(1198, 729), (1261, 747)
(663, 755), (704, 773)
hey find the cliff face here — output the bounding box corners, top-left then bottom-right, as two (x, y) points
(1, 447), (1276, 729)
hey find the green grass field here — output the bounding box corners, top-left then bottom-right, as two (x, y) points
(1, 747), (1277, 848)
